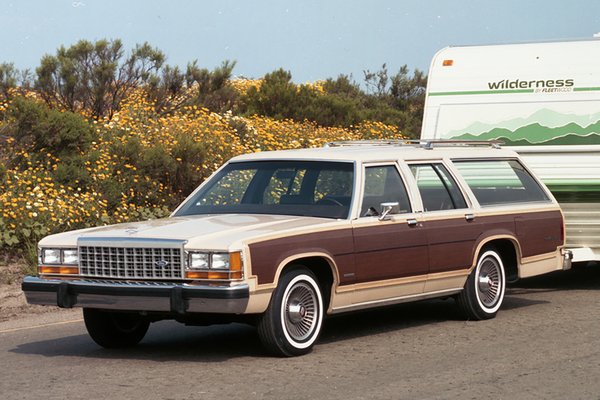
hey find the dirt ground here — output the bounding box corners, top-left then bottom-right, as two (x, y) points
(0, 260), (67, 323)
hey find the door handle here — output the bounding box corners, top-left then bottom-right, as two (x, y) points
(407, 218), (418, 227)
(465, 213), (475, 222)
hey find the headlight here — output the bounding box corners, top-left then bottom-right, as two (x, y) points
(211, 253), (230, 270)
(40, 248), (78, 265)
(39, 247), (80, 275)
(42, 249), (61, 264)
(189, 252), (210, 269)
(186, 251), (243, 280)
(62, 249), (79, 265)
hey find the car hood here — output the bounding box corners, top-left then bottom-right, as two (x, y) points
(38, 214), (338, 250)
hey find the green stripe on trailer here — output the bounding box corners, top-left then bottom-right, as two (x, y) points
(545, 181), (600, 202)
(544, 180), (600, 191)
(574, 87), (600, 92)
(428, 89), (534, 96)
(429, 87), (600, 97)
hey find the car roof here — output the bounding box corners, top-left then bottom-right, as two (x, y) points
(230, 143), (519, 164)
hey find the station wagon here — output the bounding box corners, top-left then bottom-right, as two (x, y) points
(23, 140), (572, 356)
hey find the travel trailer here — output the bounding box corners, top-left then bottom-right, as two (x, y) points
(421, 39), (600, 263)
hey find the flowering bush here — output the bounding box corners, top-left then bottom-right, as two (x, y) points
(0, 87), (405, 258)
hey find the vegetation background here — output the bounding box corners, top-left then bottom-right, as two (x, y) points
(0, 39), (427, 272)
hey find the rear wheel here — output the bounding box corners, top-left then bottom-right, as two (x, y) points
(83, 308), (150, 348)
(257, 267), (324, 357)
(457, 249), (506, 320)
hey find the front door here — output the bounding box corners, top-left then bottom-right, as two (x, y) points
(351, 164), (429, 304)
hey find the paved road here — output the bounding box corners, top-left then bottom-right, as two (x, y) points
(2, 266), (600, 400)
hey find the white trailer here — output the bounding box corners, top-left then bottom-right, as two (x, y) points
(421, 39), (600, 263)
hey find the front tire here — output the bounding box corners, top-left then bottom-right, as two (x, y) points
(457, 249), (506, 320)
(83, 308), (150, 348)
(257, 268), (324, 357)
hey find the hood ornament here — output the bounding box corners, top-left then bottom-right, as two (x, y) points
(125, 228), (138, 235)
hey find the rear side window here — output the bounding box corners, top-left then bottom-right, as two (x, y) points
(453, 159), (550, 206)
(410, 164), (467, 211)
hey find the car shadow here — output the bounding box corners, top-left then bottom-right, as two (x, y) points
(12, 265), (597, 361)
(11, 322), (266, 361)
(11, 297), (542, 361)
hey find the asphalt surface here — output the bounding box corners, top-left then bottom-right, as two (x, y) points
(1, 265), (600, 400)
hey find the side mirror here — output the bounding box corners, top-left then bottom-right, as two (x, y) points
(379, 202), (400, 221)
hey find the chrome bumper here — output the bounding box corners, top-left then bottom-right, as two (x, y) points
(22, 276), (249, 314)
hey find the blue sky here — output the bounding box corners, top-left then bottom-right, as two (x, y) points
(1, 0), (599, 82)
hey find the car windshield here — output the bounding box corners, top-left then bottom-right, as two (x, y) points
(174, 160), (355, 219)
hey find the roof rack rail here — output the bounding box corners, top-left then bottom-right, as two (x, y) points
(324, 139), (417, 147)
(324, 139), (503, 150)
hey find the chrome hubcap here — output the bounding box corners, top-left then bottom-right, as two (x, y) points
(288, 303), (307, 323)
(477, 257), (501, 308)
(478, 275), (493, 291)
(284, 282), (317, 341)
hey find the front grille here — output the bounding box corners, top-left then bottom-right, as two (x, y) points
(79, 246), (184, 280)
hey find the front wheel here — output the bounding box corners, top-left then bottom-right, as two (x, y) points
(83, 308), (150, 348)
(457, 249), (506, 320)
(257, 268), (324, 357)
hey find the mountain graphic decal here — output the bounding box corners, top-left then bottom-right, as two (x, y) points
(447, 109), (600, 145)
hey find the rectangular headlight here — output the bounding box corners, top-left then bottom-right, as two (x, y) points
(211, 253), (230, 270)
(42, 249), (61, 264)
(185, 251), (243, 280)
(189, 252), (210, 269)
(62, 249), (79, 265)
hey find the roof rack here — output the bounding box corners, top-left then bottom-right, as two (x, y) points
(324, 139), (503, 150)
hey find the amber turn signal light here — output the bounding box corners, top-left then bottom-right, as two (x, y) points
(39, 266), (79, 275)
(186, 271), (230, 280)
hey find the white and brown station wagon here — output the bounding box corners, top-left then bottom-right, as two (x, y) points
(23, 140), (572, 356)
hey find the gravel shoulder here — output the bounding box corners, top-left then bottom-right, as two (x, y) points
(0, 260), (82, 331)
(0, 259), (79, 324)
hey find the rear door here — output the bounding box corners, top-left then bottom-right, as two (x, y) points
(407, 162), (480, 292)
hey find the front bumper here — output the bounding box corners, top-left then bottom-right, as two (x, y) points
(22, 276), (250, 315)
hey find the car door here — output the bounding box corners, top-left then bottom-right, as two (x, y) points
(408, 162), (481, 292)
(351, 163), (429, 303)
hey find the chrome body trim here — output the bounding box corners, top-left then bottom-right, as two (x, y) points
(330, 288), (463, 314)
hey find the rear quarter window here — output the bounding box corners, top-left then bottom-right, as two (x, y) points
(452, 159), (550, 206)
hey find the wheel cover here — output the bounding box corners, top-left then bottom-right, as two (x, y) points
(477, 256), (502, 308)
(284, 282), (318, 342)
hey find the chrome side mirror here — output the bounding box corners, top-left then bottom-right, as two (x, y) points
(379, 202), (400, 221)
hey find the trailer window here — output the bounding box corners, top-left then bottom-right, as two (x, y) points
(453, 160), (550, 206)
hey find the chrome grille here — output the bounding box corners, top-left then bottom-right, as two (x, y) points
(79, 246), (184, 279)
